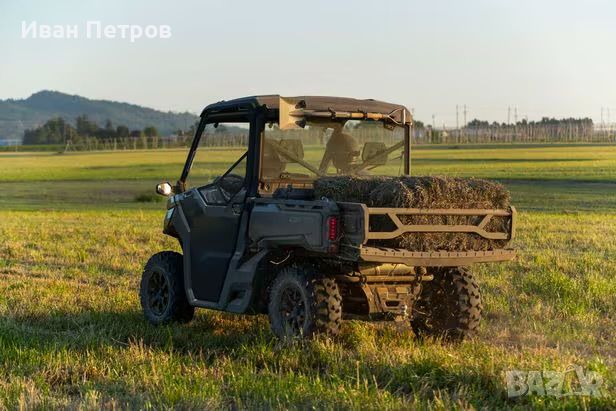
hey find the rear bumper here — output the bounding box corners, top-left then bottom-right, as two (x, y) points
(359, 246), (516, 267)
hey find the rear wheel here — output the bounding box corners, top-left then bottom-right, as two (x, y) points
(268, 266), (342, 339)
(411, 267), (482, 341)
(140, 251), (194, 325)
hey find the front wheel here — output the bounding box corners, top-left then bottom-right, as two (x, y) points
(268, 266), (342, 339)
(411, 267), (482, 341)
(140, 251), (194, 325)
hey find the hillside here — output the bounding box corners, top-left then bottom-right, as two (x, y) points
(0, 91), (198, 141)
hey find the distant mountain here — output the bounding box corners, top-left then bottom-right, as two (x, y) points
(0, 90), (198, 141)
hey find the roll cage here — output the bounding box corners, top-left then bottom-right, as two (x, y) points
(176, 96), (412, 194)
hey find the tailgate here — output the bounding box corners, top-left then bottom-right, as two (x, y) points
(338, 202), (516, 265)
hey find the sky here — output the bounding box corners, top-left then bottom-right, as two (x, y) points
(1, 0), (615, 126)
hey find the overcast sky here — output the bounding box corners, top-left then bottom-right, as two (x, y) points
(1, 0), (615, 126)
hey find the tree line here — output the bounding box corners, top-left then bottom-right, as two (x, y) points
(23, 115), (161, 145)
(21, 114), (609, 147)
(464, 117), (593, 129)
(411, 117), (607, 144)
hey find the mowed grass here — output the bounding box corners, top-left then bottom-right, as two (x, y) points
(0, 144), (614, 408)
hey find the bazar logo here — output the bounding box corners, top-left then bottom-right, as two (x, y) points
(21, 21), (172, 42)
(506, 366), (605, 398)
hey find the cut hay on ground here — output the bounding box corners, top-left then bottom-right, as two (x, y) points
(314, 176), (512, 252)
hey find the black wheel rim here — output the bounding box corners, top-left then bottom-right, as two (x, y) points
(147, 270), (170, 316)
(279, 285), (306, 335)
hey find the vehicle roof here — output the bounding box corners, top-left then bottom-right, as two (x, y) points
(202, 95), (412, 124)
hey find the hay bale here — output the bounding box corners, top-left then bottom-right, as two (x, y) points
(314, 176), (512, 252)
(313, 176), (388, 204)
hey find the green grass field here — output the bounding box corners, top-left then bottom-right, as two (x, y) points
(0, 144), (614, 408)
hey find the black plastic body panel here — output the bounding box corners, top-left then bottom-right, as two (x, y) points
(248, 198), (339, 253)
(168, 199), (268, 313)
(180, 187), (244, 302)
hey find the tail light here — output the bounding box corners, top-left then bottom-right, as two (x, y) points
(327, 216), (339, 241)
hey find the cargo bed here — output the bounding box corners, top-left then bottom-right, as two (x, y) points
(338, 202), (517, 266)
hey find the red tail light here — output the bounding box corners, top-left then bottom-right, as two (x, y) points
(327, 216), (339, 241)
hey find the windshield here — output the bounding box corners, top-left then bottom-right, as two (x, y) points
(261, 120), (407, 187)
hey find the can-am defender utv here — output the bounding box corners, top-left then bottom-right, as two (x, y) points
(141, 95), (516, 340)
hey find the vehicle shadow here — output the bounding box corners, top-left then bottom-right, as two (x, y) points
(1, 307), (272, 357)
(1, 308), (545, 407)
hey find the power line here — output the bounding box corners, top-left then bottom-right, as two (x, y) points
(456, 105), (460, 142)
(456, 105), (459, 130)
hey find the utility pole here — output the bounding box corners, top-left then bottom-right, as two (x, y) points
(507, 106), (511, 125)
(609, 108), (612, 140)
(601, 107), (606, 140)
(514, 107), (518, 142)
(462, 105), (467, 143)
(456, 105), (459, 129)
(431, 114), (436, 143)
(456, 105), (460, 143)
(427, 114), (435, 143)
(601, 106), (604, 125)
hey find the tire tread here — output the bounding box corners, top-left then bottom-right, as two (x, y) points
(140, 251), (194, 325)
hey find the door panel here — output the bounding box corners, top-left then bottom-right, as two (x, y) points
(178, 119), (251, 304)
(181, 187), (244, 302)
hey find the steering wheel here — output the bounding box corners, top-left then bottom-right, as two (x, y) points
(217, 173), (245, 202)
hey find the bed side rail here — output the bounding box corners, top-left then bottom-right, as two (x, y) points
(338, 202), (516, 245)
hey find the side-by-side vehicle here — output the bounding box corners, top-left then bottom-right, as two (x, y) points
(140, 95), (516, 340)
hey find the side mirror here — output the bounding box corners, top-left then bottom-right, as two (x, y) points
(156, 182), (173, 196)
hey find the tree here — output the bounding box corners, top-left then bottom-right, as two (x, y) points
(143, 126), (159, 137)
(116, 125), (130, 138)
(465, 119), (490, 128)
(104, 119), (114, 131)
(23, 117), (76, 145)
(186, 119), (200, 137)
(76, 115), (98, 136)
(95, 119), (116, 139)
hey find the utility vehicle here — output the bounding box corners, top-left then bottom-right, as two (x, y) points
(140, 95), (516, 340)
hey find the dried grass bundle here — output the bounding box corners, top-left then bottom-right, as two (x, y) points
(314, 176), (512, 251)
